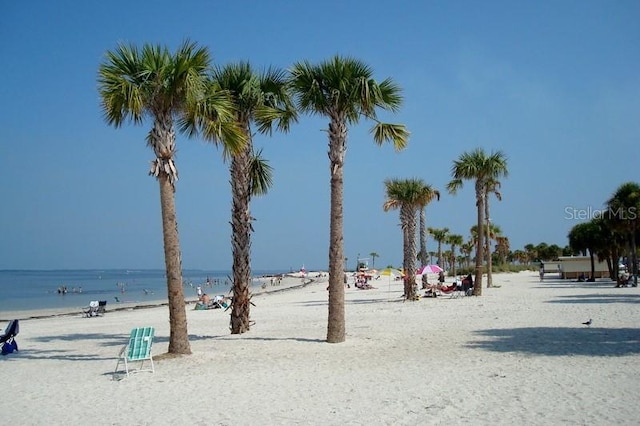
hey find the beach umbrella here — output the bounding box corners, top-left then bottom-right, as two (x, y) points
(417, 264), (443, 275)
(379, 268), (403, 277)
(379, 268), (404, 294)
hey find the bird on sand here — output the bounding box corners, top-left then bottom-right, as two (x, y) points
(582, 319), (592, 327)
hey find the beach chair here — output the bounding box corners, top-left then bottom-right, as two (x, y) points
(114, 327), (155, 377)
(97, 300), (107, 315)
(1, 320), (19, 355)
(84, 301), (100, 317)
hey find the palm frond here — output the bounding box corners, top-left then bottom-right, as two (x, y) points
(371, 122), (410, 151)
(249, 149), (274, 197)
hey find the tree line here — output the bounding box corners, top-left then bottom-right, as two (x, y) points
(567, 182), (640, 285)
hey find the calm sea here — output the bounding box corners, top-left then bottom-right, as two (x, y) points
(0, 269), (280, 314)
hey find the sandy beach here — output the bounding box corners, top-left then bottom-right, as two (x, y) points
(2, 271), (639, 425)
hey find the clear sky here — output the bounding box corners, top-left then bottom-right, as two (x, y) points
(1, 1), (638, 271)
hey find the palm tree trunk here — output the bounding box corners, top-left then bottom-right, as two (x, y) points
(474, 183), (485, 296)
(486, 195), (493, 287)
(230, 124), (253, 334)
(327, 117), (346, 343)
(451, 245), (457, 277)
(158, 172), (191, 354)
(419, 209), (428, 265)
(402, 206), (418, 299)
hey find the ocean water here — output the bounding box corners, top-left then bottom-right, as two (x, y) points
(0, 269), (278, 314)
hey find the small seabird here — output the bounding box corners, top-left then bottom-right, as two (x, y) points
(582, 319), (592, 327)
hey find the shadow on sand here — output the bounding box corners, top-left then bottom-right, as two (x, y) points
(466, 326), (640, 357)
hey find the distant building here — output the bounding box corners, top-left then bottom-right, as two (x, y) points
(541, 262), (560, 274)
(556, 256), (609, 279)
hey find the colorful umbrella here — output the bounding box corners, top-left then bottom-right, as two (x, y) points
(417, 264), (443, 275)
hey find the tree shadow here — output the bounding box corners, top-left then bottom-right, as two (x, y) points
(200, 335), (325, 343)
(466, 327), (640, 356)
(547, 294), (640, 305)
(30, 332), (126, 346)
(535, 279), (618, 289)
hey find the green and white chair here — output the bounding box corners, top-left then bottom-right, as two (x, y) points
(115, 327), (155, 377)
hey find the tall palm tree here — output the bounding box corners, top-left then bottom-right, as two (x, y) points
(495, 235), (510, 266)
(383, 178), (433, 300)
(427, 227), (449, 267)
(485, 221), (502, 287)
(607, 182), (640, 286)
(460, 241), (474, 269)
(484, 179), (502, 287)
(417, 188), (441, 265)
(568, 220), (603, 280)
(210, 62), (297, 334)
(369, 252), (379, 269)
(289, 56), (409, 343)
(446, 234), (464, 276)
(447, 148), (508, 296)
(97, 41), (243, 354)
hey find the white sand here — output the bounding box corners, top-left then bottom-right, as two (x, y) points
(2, 271), (639, 425)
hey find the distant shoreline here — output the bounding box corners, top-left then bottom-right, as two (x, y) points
(0, 273), (323, 322)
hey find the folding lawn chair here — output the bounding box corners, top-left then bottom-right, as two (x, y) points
(114, 327), (155, 377)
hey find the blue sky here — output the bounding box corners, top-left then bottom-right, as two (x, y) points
(1, 1), (638, 271)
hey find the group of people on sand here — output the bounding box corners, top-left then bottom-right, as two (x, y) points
(422, 272), (473, 298)
(354, 275), (376, 290)
(616, 271), (637, 287)
(195, 289), (231, 310)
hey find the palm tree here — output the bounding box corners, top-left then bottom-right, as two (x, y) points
(460, 241), (474, 269)
(485, 221), (502, 287)
(97, 41), (243, 354)
(417, 188), (441, 265)
(447, 148), (508, 296)
(211, 62), (297, 334)
(369, 252), (379, 269)
(289, 56), (409, 343)
(484, 179), (502, 287)
(524, 243), (537, 264)
(568, 220), (602, 280)
(511, 249), (527, 265)
(383, 178), (433, 300)
(495, 235), (510, 266)
(446, 234), (464, 276)
(427, 227), (449, 267)
(607, 182), (640, 286)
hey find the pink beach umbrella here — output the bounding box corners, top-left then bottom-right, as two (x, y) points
(417, 264), (443, 275)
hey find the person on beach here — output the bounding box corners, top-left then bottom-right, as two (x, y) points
(196, 286), (203, 298)
(438, 271), (445, 284)
(539, 265), (545, 281)
(421, 274), (430, 289)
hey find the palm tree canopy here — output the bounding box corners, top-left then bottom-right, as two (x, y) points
(383, 178), (438, 212)
(289, 55), (410, 151)
(607, 181), (640, 226)
(206, 61), (297, 159)
(212, 62), (297, 132)
(99, 40), (246, 157)
(99, 41), (211, 128)
(428, 227), (450, 240)
(447, 148), (509, 194)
